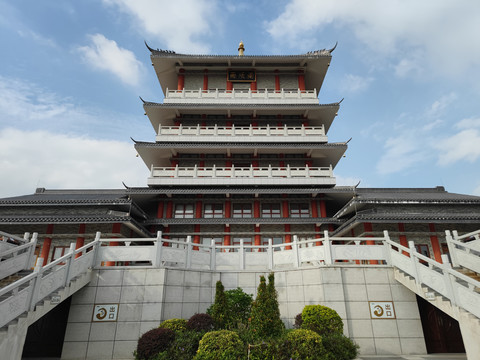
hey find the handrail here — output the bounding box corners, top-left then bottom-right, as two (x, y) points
(446, 229), (480, 273)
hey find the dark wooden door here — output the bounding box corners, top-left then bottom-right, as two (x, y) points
(417, 295), (465, 353)
(22, 296), (72, 358)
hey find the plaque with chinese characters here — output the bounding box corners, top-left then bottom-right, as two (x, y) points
(227, 70), (256, 82)
(93, 304), (119, 322)
(369, 301), (396, 319)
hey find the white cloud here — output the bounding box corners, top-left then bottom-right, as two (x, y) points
(435, 129), (480, 166)
(102, 0), (219, 53)
(425, 93), (457, 119)
(266, 0), (480, 79)
(376, 135), (428, 175)
(456, 117), (480, 129)
(77, 34), (144, 87)
(0, 128), (148, 198)
(339, 74), (373, 94)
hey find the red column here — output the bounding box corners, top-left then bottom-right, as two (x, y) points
(177, 68), (185, 90)
(282, 199), (289, 218)
(364, 222), (378, 264)
(75, 224), (86, 258)
(166, 201), (173, 219)
(285, 224), (291, 249)
(40, 224), (54, 266)
(157, 201), (164, 219)
(255, 225), (261, 247)
(429, 223), (443, 263)
(193, 224), (201, 250)
(106, 223), (121, 266)
(319, 199), (327, 218)
(226, 71), (233, 92)
(254, 200), (260, 218)
(274, 70), (280, 92)
(398, 223), (409, 256)
(203, 69), (208, 91)
(195, 200), (202, 218)
(225, 200), (231, 218)
(250, 80), (257, 92)
(311, 200), (321, 245)
(298, 70), (305, 92)
(224, 225), (231, 246)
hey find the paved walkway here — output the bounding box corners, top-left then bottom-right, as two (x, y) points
(356, 354), (467, 360)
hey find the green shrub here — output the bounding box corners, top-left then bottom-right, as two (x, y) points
(294, 312), (303, 328)
(284, 329), (326, 360)
(159, 318), (188, 333)
(135, 328), (175, 360)
(224, 287), (253, 329)
(207, 281), (228, 329)
(301, 305), (343, 336)
(194, 330), (245, 360)
(187, 313), (215, 332)
(158, 329), (204, 360)
(249, 273), (285, 339)
(322, 333), (359, 360)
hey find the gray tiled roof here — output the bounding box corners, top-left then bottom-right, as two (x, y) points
(0, 189), (130, 205)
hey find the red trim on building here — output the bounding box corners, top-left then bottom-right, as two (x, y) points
(75, 223), (86, 258)
(177, 68), (185, 90)
(429, 223), (443, 263)
(40, 223), (54, 266)
(203, 69), (208, 91)
(364, 222), (378, 264)
(297, 70), (305, 92)
(274, 70), (280, 92)
(255, 225), (261, 247)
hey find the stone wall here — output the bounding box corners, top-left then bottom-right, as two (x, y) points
(62, 266), (426, 359)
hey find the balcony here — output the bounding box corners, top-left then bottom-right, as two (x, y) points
(156, 124), (327, 143)
(163, 88), (319, 104)
(147, 165), (335, 186)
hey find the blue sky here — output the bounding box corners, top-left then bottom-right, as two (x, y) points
(1, 0), (480, 198)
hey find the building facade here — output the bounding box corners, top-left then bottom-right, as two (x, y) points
(1, 42), (480, 358)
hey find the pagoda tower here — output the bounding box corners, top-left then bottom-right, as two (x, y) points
(133, 42), (349, 249)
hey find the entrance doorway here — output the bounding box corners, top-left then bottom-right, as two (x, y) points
(417, 295), (465, 353)
(22, 296), (72, 358)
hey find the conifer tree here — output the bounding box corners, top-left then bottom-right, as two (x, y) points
(207, 280), (228, 329)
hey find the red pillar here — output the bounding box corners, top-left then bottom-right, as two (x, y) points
(429, 223), (443, 263)
(225, 200), (231, 218)
(254, 200), (260, 218)
(193, 224), (201, 250)
(224, 225), (231, 246)
(274, 70), (280, 92)
(106, 223), (121, 266)
(75, 224), (86, 258)
(40, 224), (54, 266)
(298, 70), (305, 92)
(285, 224), (291, 250)
(177, 68), (185, 91)
(166, 201), (173, 219)
(319, 199), (327, 218)
(255, 225), (261, 247)
(364, 222), (378, 264)
(250, 80), (257, 92)
(398, 223), (409, 256)
(203, 69), (208, 92)
(226, 71), (233, 92)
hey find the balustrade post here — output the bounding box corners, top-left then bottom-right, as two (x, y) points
(210, 239), (216, 270)
(441, 255), (457, 306)
(287, 164), (291, 178)
(193, 164), (198, 178)
(215, 88), (218, 98)
(268, 164), (272, 178)
(154, 231), (163, 267)
(248, 88), (252, 98)
(383, 231), (392, 265)
(293, 235), (300, 268)
(284, 124), (288, 136)
(240, 239), (245, 270)
(249, 164), (254, 178)
(30, 266), (43, 311)
(196, 124), (201, 135)
(267, 124), (271, 136)
(158, 124), (162, 135)
(408, 241), (420, 284)
(445, 230), (459, 267)
(174, 164), (179, 178)
(212, 164), (216, 178)
(186, 236), (192, 269)
(198, 88), (202, 97)
(268, 238), (273, 270)
(26, 233), (38, 270)
(305, 164), (310, 177)
(181, 88), (185, 98)
(323, 231), (333, 265)
(264, 88), (268, 99)
(231, 164), (235, 178)
(329, 164), (333, 177)
(165, 87), (169, 97)
(64, 243), (77, 286)
(301, 124), (306, 136)
(214, 124), (218, 136)
(314, 88), (317, 98)
(249, 124), (253, 136)
(231, 124), (235, 136)
(281, 88), (285, 99)
(91, 232), (102, 268)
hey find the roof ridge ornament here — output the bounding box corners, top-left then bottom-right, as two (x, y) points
(238, 40), (245, 56)
(144, 41), (176, 54)
(306, 42), (338, 56)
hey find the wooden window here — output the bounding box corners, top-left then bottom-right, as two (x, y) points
(261, 203), (281, 218)
(233, 203), (252, 218)
(204, 203), (223, 218)
(290, 203), (310, 218)
(174, 204), (194, 218)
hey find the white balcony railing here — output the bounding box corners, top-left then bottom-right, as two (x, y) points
(148, 165), (335, 186)
(157, 124), (326, 142)
(163, 88), (319, 104)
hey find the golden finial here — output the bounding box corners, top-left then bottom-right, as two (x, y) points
(238, 41), (245, 56)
